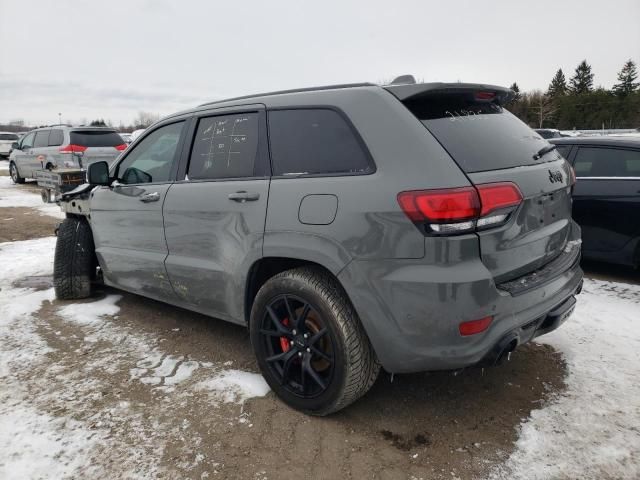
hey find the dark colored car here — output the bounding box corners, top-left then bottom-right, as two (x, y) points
(551, 136), (640, 268)
(53, 82), (583, 415)
(534, 128), (562, 139)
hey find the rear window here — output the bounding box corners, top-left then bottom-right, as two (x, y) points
(268, 109), (372, 176)
(403, 92), (558, 173)
(0, 133), (18, 141)
(70, 130), (123, 147)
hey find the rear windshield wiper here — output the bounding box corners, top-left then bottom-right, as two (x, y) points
(533, 144), (557, 160)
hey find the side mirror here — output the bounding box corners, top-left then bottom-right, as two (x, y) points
(86, 161), (110, 186)
(11, 142), (20, 150)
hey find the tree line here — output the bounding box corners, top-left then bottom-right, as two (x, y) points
(508, 59), (639, 130)
(0, 111), (161, 133)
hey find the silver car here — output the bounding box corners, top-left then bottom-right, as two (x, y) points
(0, 131), (20, 158)
(9, 126), (126, 183)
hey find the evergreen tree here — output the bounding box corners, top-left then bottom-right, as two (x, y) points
(613, 59), (639, 96)
(547, 69), (567, 97)
(569, 60), (594, 94)
(509, 82), (522, 102)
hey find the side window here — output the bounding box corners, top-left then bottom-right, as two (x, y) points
(116, 122), (184, 184)
(555, 145), (571, 159)
(21, 132), (35, 149)
(268, 109), (372, 176)
(574, 147), (640, 178)
(48, 129), (64, 147)
(188, 112), (259, 180)
(33, 130), (50, 148)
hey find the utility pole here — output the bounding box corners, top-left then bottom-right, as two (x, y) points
(58, 112), (62, 125)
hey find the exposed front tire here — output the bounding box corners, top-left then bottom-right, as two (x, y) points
(9, 161), (25, 184)
(53, 217), (96, 300)
(250, 267), (380, 415)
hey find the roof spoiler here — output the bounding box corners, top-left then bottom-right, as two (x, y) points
(384, 82), (514, 105)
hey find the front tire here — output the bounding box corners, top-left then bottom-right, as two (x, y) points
(53, 217), (96, 299)
(9, 162), (25, 184)
(250, 267), (379, 415)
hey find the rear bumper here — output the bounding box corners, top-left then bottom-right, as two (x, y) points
(338, 222), (583, 373)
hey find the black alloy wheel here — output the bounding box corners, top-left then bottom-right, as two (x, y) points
(259, 294), (335, 398)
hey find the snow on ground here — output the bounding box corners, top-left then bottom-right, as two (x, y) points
(0, 175), (64, 218)
(0, 161), (8, 171)
(490, 279), (640, 480)
(0, 235), (269, 478)
(196, 369), (272, 404)
(0, 238), (104, 478)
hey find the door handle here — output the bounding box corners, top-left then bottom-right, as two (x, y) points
(139, 192), (160, 202)
(228, 191), (260, 202)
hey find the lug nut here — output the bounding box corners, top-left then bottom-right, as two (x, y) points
(292, 329), (297, 335)
(298, 352), (303, 357)
(303, 333), (308, 339)
(290, 340), (294, 345)
(306, 348), (311, 353)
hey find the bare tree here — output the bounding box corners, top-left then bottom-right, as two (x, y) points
(528, 90), (557, 128)
(133, 111), (161, 129)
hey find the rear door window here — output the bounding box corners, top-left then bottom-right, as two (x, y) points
(48, 129), (64, 146)
(70, 130), (123, 147)
(268, 109), (372, 176)
(33, 130), (50, 148)
(574, 147), (640, 178)
(401, 92), (558, 173)
(188, 112), (259, 179)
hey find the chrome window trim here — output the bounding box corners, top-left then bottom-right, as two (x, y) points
(575, 176), (640, 180)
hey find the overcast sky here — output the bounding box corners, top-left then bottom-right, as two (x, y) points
(1, 0), (639, 126)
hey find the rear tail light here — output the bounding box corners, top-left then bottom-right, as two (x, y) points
(459, 316), (493, 336)
(59, 144), (87, 154)
(398, 182), (522, 235)
(114, 144), (127, 151)
(475, 91), (496, 101)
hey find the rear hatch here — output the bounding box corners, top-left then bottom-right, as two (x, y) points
(68, 130), (125, 167)
(388, 84), (574, 283)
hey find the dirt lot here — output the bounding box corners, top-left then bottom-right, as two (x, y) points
(1, 174), (638, 479)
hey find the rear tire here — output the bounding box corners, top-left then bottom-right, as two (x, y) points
(250, 266), (379, 415)
(9, 161), (25, 184)
(53, 217), (95, 300)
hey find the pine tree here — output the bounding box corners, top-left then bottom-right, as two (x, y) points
(568, 60), (594, 94)
(612, 59), (639, 96)
(509, 82), (522, 102)
(547, 69), (567, 97)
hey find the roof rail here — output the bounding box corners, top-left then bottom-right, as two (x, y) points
(199, 82), (377, 107)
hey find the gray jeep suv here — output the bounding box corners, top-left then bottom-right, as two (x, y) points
(9, 126), (126, 184)
(53, 82), (583, 415)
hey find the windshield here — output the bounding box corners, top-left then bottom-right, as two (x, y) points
(403, 93), (559, 173)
